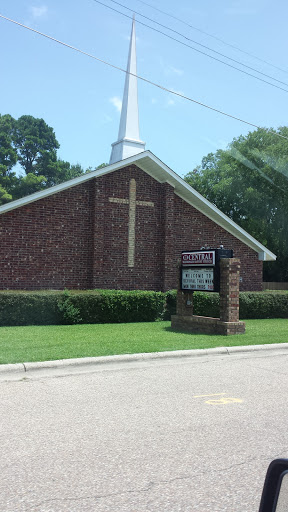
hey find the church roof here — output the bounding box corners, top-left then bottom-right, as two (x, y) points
(0, 150), (276, 261)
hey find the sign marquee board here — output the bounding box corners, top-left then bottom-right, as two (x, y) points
(181, 249), (233, 292)
(182, 268), (214, 291)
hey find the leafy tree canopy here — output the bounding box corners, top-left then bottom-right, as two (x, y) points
(184, 126), (288, 281)
(0, 113), (98, 203)
(0, 114), (18, 204)
(12, 115), (60, 175)
(0, 114), (17, 174)
(0, 184), (12, 204)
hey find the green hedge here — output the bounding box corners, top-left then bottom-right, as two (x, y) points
(240, 292), (288, 319)
(70, 290), (164, 324)
(0, 289), (287, 326)
(163, 290), (288, 320)
(0, 290), (165, 326)
(0, 292), (62, 326)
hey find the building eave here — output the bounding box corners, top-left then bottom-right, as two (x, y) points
(0, 150), (276, 262)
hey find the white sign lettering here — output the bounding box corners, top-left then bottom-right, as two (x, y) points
(182, 268), (215, 291)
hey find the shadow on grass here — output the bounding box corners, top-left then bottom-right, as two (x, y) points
(164, 326), (217, 337)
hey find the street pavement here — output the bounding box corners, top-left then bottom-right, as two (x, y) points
(1, 347), (288, 511)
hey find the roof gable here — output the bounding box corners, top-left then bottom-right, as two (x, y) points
(0, 150), (276, 261)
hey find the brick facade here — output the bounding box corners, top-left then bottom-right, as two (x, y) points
(0, 164), (263, 291)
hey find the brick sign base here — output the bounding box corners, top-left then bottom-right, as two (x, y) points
(171, 258), (245, 336)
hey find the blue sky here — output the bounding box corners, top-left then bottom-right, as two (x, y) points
(1, 0), (287, 177)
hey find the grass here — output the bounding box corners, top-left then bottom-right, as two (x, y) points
(0, 318), (288, 364)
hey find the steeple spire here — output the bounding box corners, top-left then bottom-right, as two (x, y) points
(109, 16), (146, 164)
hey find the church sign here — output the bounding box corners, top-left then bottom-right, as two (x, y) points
(181, 249), (233, 292)
(182, 250), (215, 267)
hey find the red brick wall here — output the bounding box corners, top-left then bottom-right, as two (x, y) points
(0, 182), (94, 289)
(0, 164), (263, 291)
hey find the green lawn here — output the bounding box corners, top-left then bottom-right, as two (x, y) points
(0, 319), (287, 364)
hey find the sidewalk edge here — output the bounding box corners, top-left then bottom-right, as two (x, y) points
(1, 343), (288, 375)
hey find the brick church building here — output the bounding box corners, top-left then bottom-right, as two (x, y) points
(0, 20), (275, 292)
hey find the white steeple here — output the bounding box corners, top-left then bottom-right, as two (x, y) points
(109, 17), (146, 164)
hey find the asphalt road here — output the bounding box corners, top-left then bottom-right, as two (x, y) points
(1, 349), (288, 512)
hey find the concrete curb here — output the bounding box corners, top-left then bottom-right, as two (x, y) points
(1, 343), (288, 376)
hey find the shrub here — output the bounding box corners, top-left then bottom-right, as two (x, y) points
(163, 290), (177, 320)
(0, 290), (165, 326)
(239, 292), (288, 319)
(193, 292), (220, 317)
(0, 291), (61, 326)
(70, 290), (164, 323)
(57, 290), (82, 325)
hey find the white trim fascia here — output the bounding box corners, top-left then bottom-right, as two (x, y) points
(0, 150), (276, 261)
(258, 252), (268, 261)
(164, 179), (176, 189)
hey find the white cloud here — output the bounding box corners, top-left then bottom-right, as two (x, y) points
(109, 96), (122, 112)
(159, 59), (184, 77)
(151, 98), (157, 105)
(29, 5), (48, 18)
(102, 114), (112, 124)
(167, 98), (175, 106)
(169, 66), (184, 76)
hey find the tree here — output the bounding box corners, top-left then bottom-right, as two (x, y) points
(95, 163), (108, 170)
(0, 184), (12, 204)
(0, 113), (106, 201)
(0, 114), (18, 204)
(13, 173), (47, 199)
(0, 114), (88, 198)
(12, 115), (60, 175)
(51, 160), (85, 185)
(0, 114), (17, 172)
(184, 127), (288, 281)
